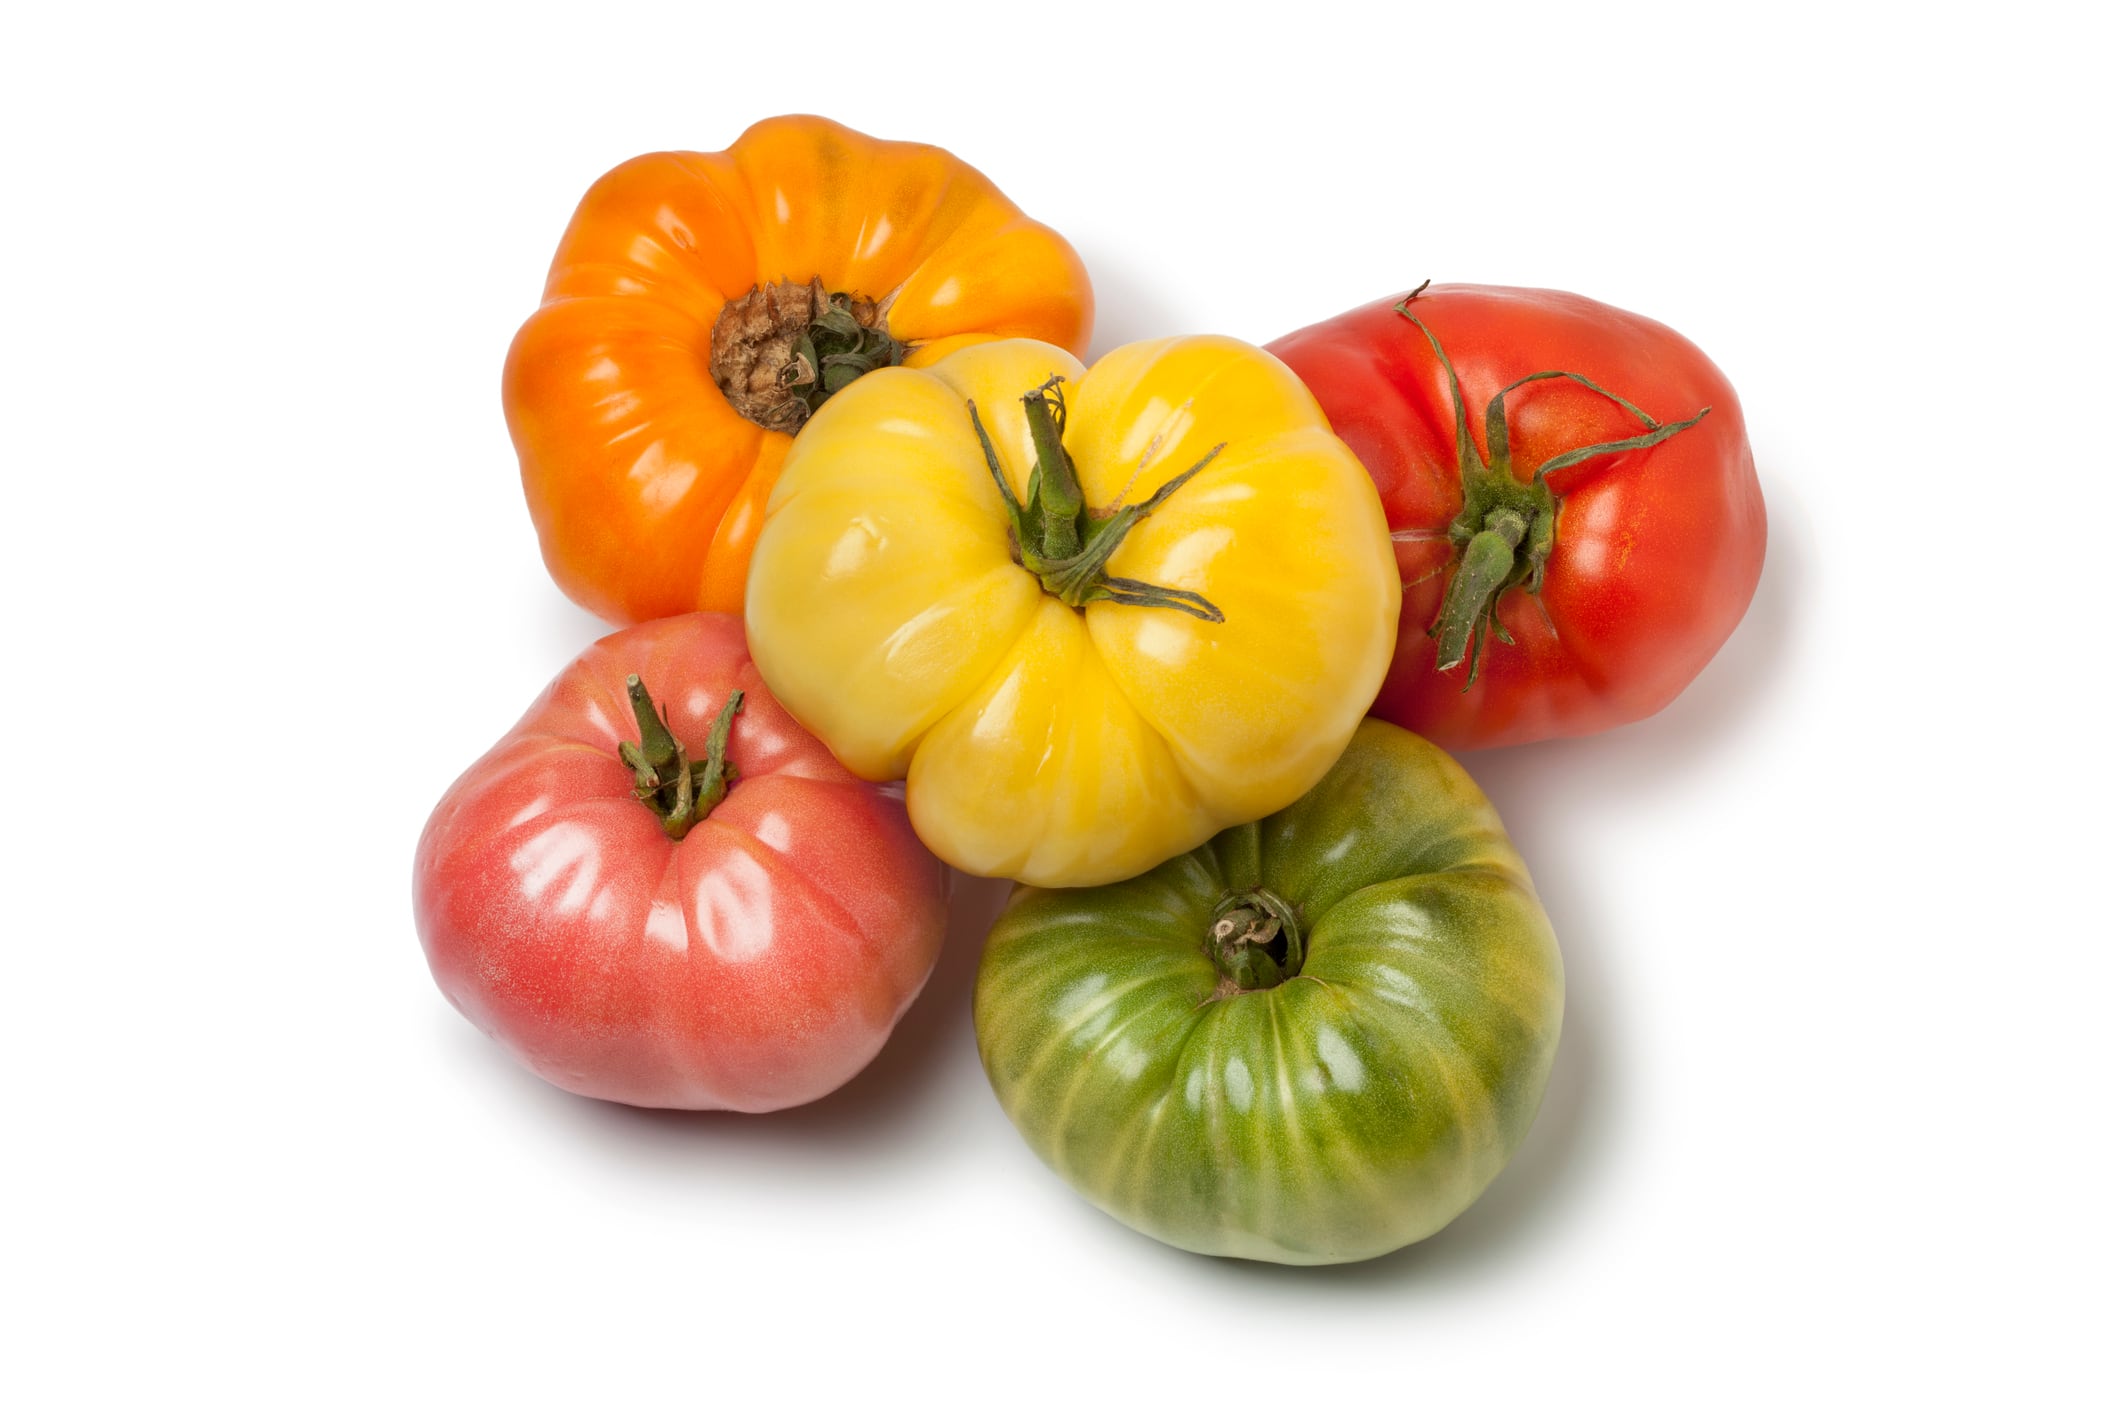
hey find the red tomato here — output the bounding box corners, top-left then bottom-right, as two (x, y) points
(1268, 284), (1765, 750)
(414, 613), (948, 1111)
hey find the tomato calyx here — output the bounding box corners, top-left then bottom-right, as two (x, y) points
(1206, 887), (1306, 995)
(1394, 284), (1713, 681)
(710, 277), (907, 434)
(969, 376), (1228, 622)
(617, 675), (744, 841)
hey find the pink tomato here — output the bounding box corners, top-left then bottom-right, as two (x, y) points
(415, 613), (948, 1110)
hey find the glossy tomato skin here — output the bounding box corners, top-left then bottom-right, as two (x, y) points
(744, 335), (1399, 889)
(414, 614), (948, 1111)
(505, 115), (1094, 625)
(1268, 285), (1765, 750)
(974, 720), (1562, 1264)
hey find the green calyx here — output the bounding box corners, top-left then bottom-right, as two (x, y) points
(1393, 281), (1713, 681)
(1205, 887), (1306, 992)
(969, 376), (1227, 622)
(617, 676), (743, 842)
(782, 291), (905, 421)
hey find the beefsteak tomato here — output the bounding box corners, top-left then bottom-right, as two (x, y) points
(1268, 283), (1766, 749)
(505, 114), (1094, 625)
(414, 613), (948, 1111)
(974, 719), (1563, 1264)
(743, 335), (1400, 889)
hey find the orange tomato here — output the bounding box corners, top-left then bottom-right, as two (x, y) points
(504, 115), (1095, 624)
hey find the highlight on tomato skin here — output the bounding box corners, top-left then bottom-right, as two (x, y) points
(740, 333), (1402, 891)
(503, 114), (1097, 627)
(973, 719), (1564, 1265)
(1267, 282), (1767, 751)
(412, 612), (949, 1113)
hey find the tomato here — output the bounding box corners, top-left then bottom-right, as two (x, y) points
(504, 114), (1095, 625)
(1267, 283), (1766, 750)
(413, 613), (948, 1111)
(974, 719), (1563, 1264)
(742, 335), (1400, 889)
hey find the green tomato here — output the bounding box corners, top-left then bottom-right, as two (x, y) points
(973, 719), (1563, 1264)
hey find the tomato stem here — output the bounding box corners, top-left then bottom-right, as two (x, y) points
(1020, 377), (1084, 560)
(710, 277), (906, 434)
(969, 380), (1227, 622)
(1205, 887), (1305, 993)
(1394, 287), (1712, 683)
(619, 676), (743, 841)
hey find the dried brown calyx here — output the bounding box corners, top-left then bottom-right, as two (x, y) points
(709, 277), (906, 434)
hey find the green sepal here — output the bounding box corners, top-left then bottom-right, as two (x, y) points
(620, 677), (743, 842)
(969, 382), (1227, 623)
(1393, 284), (1712, 683)
(782, 293), (905, 419)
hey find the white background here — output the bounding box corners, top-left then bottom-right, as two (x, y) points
(6, 2), (2114, 1408)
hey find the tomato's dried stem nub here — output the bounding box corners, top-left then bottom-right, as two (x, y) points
(1393, 285), (1712, 684)
(1206, 887), (1306, 993)
(619, 676), (744, 841)
(710, 277), (907, 433)
(969, 379), (1227, 623)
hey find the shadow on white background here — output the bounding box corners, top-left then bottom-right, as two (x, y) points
(1198, 474), (1804, 1287)
(445, 476), (1802, 1280)
(440, 869), (1013, 1164)
(1081, 245), (1190, 358)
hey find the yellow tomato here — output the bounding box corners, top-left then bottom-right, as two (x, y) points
(743, 336), (1400, 887)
